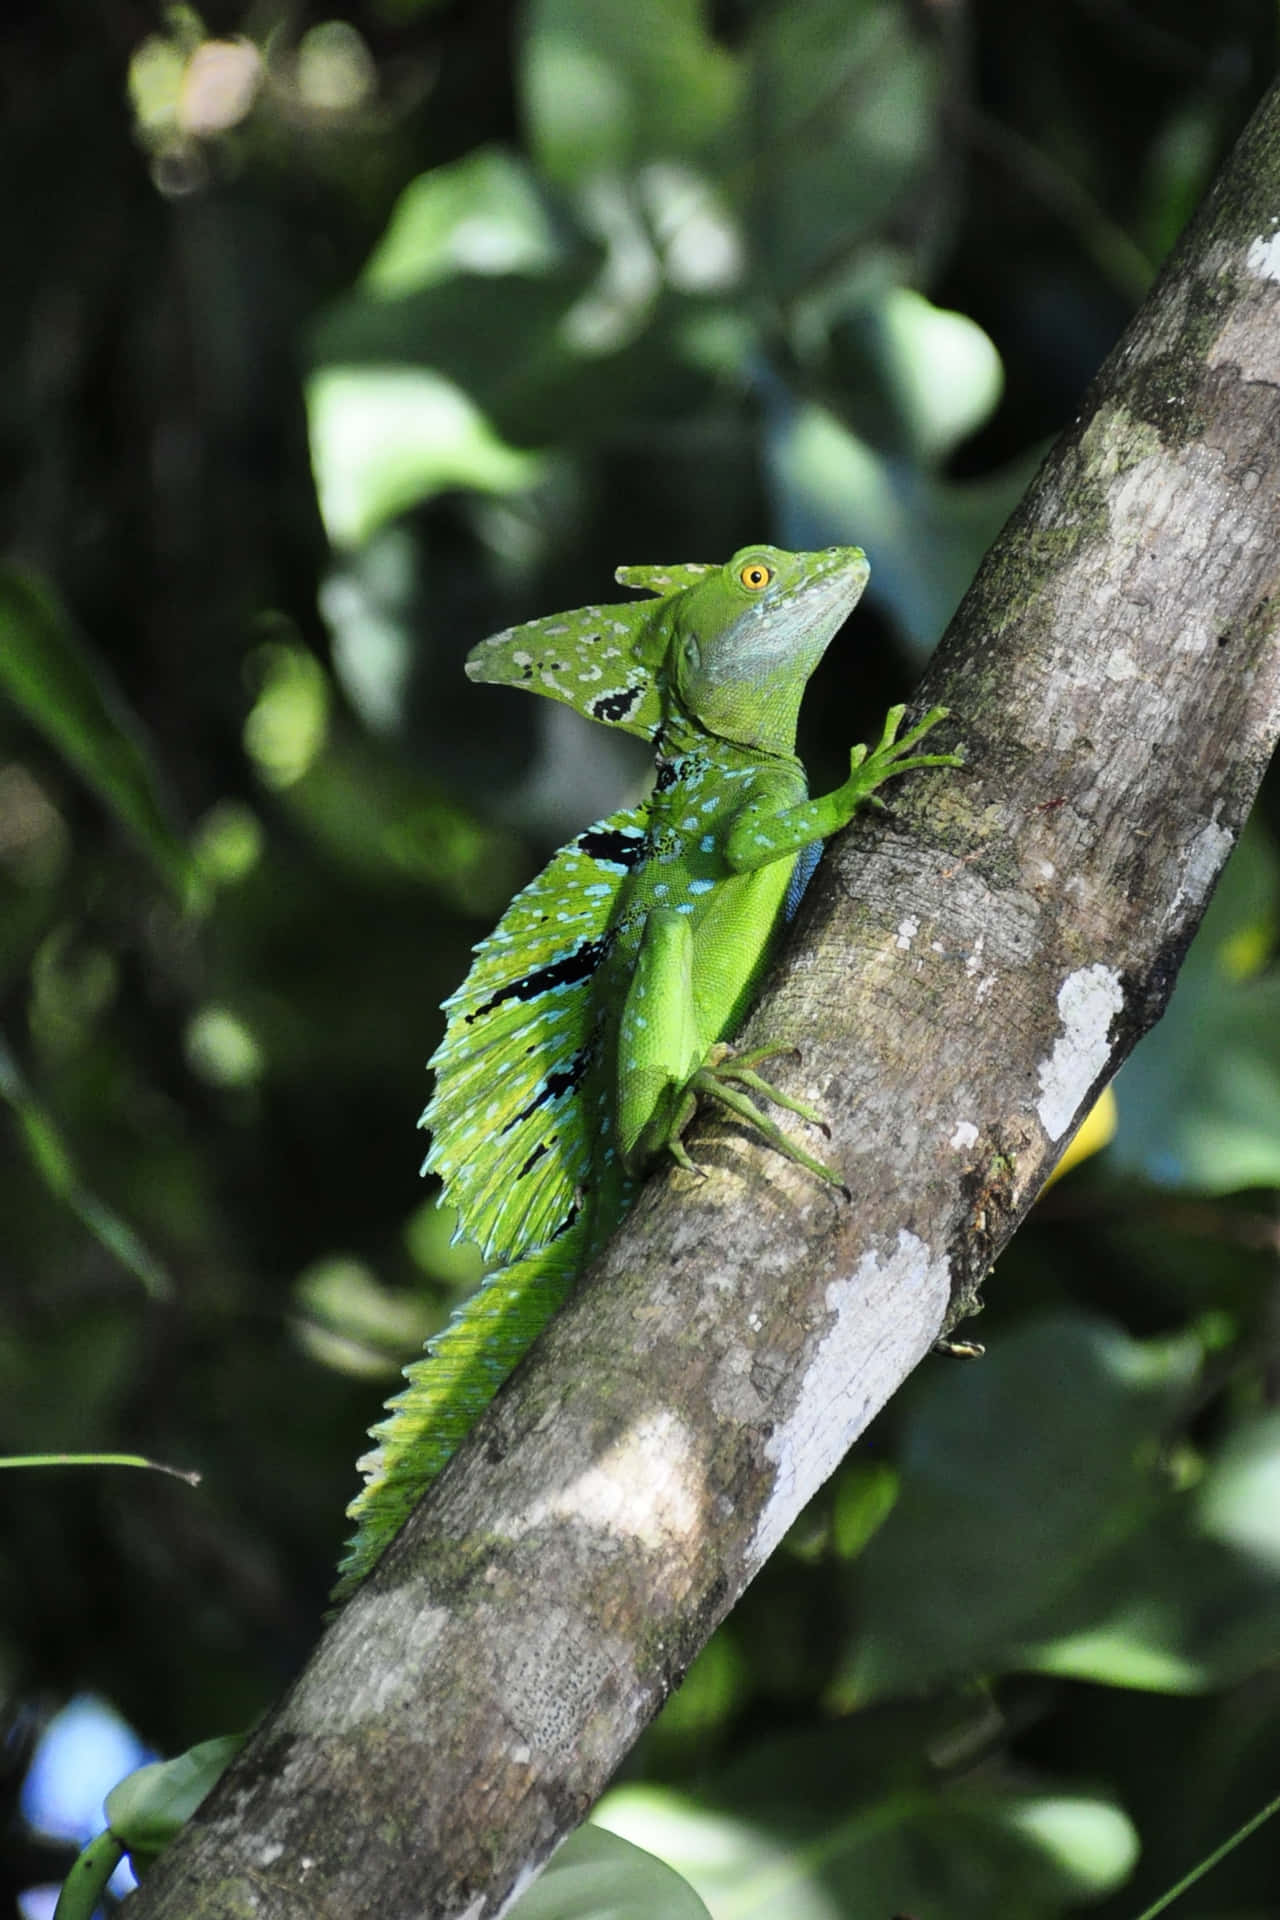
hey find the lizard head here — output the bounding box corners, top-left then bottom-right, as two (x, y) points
(671, 545), (870, 756)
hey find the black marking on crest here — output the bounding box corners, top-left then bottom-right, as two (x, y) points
(501, 1049), (591, 1135)
(466, 936), (611, 1025)
(554, 1203), (580, 1240)
(518, 1141), (550, 1179)
(591, 685), (642, 723)
(577, 826), (644, 869)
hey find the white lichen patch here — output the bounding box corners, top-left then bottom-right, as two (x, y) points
(746, 1231), (951, 1572)
(1103, 647), (1139, 681)
(1036, 964), (1125, 1140)
(895, 916), (919, 951)
(1171, 818), (1234, 921)
(1246, 231), (1280, 282)
(949, 1120), (979, 1151)
(514, 1410), (703, 1549)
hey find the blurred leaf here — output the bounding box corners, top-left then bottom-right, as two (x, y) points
(835, 1315), (1201, 1703)
(1013, 1409), (1280, 1690)
(292, 1255), (436, 1379)
(870, 288), (1004, 464)
(831, 1458), (899, 1560)
(766, 389), (1036, 655)
(649, 1629), (749, 1747)
(307, 366), (544, 548)
(310, 271), (719, 456)
(745, 0), (940, 301)
(597, 1763), (1138, 1920)
(512, 1823), (711, 1920)
(279, 725), (520, 915)
(521, 0), (739, 186)
(0, 566), (202, 909)
(1109, 821), (1280, 1192)
(774, 397), (1037, 648)
(837, 1312), (1280, 1700)
(362, 147), (562, 297)
(0, 1027), (172, 1300)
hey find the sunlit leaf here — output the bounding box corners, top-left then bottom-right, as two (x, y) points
(597, 1766), (1138, 1920)
(511, 1824), (711, 1919)
(362, 147), (561, 298)
(307, 366), (544, 547)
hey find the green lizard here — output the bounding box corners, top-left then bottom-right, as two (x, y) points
(333, 544), (957, 1599)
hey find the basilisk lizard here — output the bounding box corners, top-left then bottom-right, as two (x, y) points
(333, 544), (956, 1598)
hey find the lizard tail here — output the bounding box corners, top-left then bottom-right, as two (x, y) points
(331, 1221), (587, 1602)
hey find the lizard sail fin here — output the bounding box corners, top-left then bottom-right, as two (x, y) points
(423, 803), (647, 1265)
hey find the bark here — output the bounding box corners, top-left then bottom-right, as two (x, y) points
(131, 81), (1280, 1920)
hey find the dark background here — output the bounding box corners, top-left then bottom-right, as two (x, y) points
(4, 3), (1280, 1913)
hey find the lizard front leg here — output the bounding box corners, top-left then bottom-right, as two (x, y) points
(726, 705), (959, 873)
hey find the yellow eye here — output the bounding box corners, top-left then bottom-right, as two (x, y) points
(739, 561), (773, 591)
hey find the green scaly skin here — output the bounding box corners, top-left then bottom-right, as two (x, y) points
(333, 545), (959, 1600)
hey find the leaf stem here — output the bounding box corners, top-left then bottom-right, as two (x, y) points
(1132, 1787), (1280, 1920)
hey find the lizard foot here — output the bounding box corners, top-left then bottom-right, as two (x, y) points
(845, 704), (965, 810)
(690, 1043), (847, 1191)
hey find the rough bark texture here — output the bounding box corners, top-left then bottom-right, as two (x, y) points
(131, 83), (1280, 1920)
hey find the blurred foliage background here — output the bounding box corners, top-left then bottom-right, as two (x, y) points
(3, 2), (1280, 1915)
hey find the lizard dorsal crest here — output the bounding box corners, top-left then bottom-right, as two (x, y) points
(464, 599), (666, 739)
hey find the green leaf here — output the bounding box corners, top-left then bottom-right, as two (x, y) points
(744, 0), (940, 301)
(104, 1733), (245, 1874)
(0, 565), (201, 908)
(310, 271), (718, 462)
(1013, 1408), (1280, 1691)
(521, 0), (739, 185)
(307, 366), (544, 548)
(834, 1314), (1201, 1702)
(597, 1761), (1138, 1920)
(1109, 820), (1280, 1192)
(511, 1824), (711, 1919)
(361, 147), (562, 298)
(831, 1311), (1280, 1700)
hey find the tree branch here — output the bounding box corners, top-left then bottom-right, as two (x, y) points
(131, 80), (1280, 1920)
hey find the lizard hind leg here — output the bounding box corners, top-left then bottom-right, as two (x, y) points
(689, 1043), (846, 1191)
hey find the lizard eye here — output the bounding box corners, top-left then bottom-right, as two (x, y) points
(738, 561), (773, 591)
